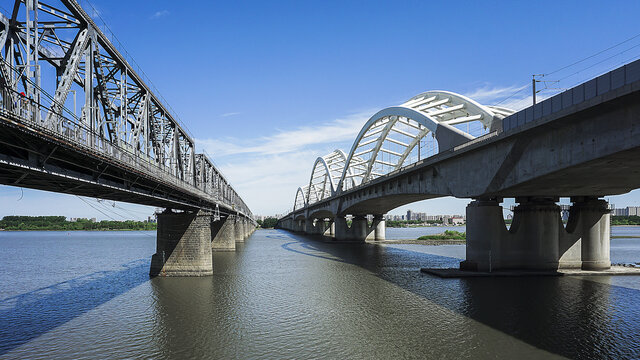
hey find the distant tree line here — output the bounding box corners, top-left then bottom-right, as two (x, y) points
(0, 216), (156, 231)
(257, 217), (278, 229)
(386, 219), (444, 228)
(611, 215), (640, 226)
(417, 230), (466, 240)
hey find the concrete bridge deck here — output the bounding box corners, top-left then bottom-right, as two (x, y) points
(279, 59), (640, 273)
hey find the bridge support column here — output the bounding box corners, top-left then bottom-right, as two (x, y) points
(460, 199), (506, 272)
(352, 216), (368, 241)
(235, 217), (245, 242)
(150, 210), (213, 277)
(243, 219), (251, 239)
(316, 219), (331, 235)
(373, 215), (385, 241)
(334, 216), (348, 241)
(305, 218), (316, 235)
(211, 215), (236, 251)
(461, 197), (611, 272)
(570, 197), (611, 270)
(324, 221), (335, 237)
(334, 216), (368, 242)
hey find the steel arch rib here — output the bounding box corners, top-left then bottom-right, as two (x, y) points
(309, 156), (336, 196)
(337, 106), (441, 192)
(294, 187), (307, 211)
(335, 149), (357, 188)
(405, 90), (500, 128)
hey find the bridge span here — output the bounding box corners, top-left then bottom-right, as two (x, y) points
(0, 0), (256, 276)
(278, 59), (640, 272)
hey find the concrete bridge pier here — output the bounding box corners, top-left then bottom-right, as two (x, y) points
(235, 217), (245, 242)
(211, 215), (236, 252)
(305, 218), (317, 235)
(304, 218), (325, 235)
(243, 219), (252, 239)
(569, 197), (611, 270)
(461, 197), (611, 272)
(352, 216), (369, 241)
(372, 214), (386, 241)
(323, 220), (335, 237)
(150, 209), (213, 277)
(334, 215), (368, 242)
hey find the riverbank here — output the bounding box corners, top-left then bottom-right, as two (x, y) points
(368, 239), (465, 245)
(0, 229), (154, 232)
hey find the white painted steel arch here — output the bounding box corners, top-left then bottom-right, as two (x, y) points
(296, 90), (515, 208)
(294, 187), (307, 211)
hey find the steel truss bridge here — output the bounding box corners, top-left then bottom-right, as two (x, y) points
(0, 0), (253, 221)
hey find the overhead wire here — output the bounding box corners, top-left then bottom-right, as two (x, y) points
(493, 31), (640, 108)
(544, 31), (640, 77)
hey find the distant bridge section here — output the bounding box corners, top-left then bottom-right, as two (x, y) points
(0, 1), (256, 277)
(279, 60), (640, 273)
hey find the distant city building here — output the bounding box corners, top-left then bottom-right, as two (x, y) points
(612, 206), (640, 216)
(560, 204), (571, 222)
(385, 210), (465, 224)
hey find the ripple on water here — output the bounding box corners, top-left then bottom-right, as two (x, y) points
(0, 229), (639, 359)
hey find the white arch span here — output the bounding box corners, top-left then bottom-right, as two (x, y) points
(296, 90), (515, 208)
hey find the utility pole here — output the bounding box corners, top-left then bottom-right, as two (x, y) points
(533, 74), (561, 106)
(532, 75), (537, 105)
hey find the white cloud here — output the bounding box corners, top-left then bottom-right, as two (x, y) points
(197, 109), (374, 157)
(464, 84), (529, 103)
(220, 112), (241, 117)
(150, 10), (170, 19)
(196, 83), (559, 216)
(196, 109), (376, 215)
(464, 84), (553, 111)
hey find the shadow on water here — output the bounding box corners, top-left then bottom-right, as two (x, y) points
(0, 258), (149, 355)
(278, 230), (640, 360)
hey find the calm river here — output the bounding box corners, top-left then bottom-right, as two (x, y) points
(0, 227), (639, 359)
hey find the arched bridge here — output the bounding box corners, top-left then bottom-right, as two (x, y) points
(0, 1), (256, 277)
(279, 60), (640, 273)
(294, 90), (513, 211)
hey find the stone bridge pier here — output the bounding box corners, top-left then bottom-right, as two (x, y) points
(460, 197), (610, 272)
(150, 210), (256, 277)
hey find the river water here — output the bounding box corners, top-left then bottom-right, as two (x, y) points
(0, 228), (639, 359)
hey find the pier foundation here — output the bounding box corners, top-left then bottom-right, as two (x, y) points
(150, 210), (213, 277)
(461, 197), (611, 272)
(211, 215), (236, 251)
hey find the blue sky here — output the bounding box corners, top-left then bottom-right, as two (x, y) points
(1, 0), (640, 219)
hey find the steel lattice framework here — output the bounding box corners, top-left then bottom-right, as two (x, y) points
(293, 90), (514, 211)
(0, 0), (253, 219)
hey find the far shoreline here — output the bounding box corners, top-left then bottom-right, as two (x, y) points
(0, 229), (155, 232)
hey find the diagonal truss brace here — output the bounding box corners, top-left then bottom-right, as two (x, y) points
(44, 27), (90, 128)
